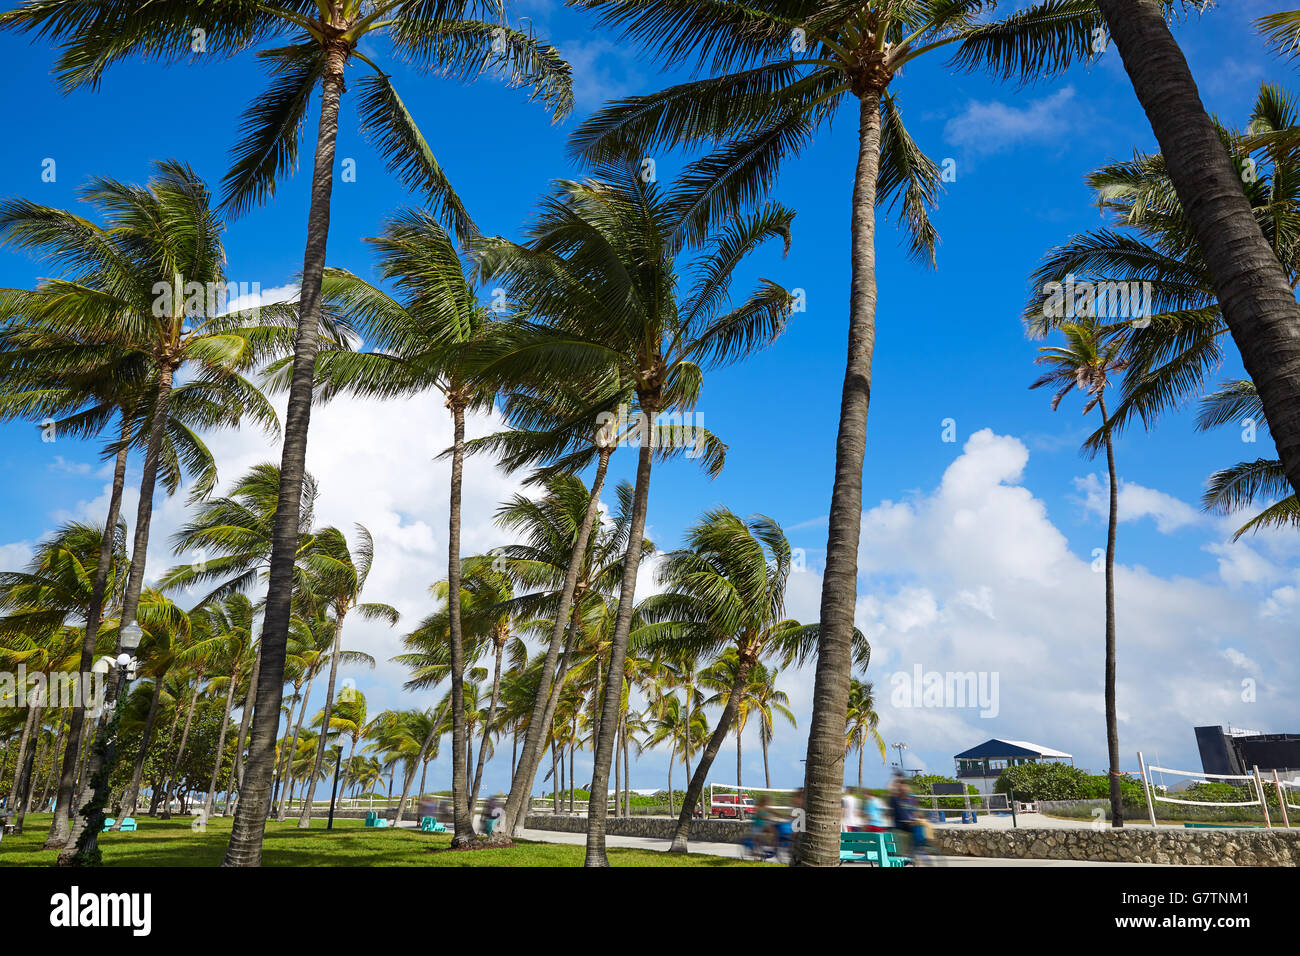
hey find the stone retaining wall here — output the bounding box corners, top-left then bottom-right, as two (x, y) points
(932, 826), (1300, 865)
(524, 814), (749, 843)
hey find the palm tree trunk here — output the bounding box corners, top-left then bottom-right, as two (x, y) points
(45, 432), (129, 849)
(223, 43), (348, 869)
(446, 400), (473, 846)
(229, 645), (261, 804)
(121, 671), (167, 819)
(12, 704), (41, 834)
(395, 704), (444, 826)
(669, 656), (753, 853)
(585, 433), (654, 866)
(500, 446), (612, 836)
(276, 671), (315, 821)
(1097, 0), (1300, 499)
(298, 620), (345, 827)
(469, 638), (504, 813)
(513, 606), (583, 833)
(736, 722), (743, 789)
(205, 672), (238, 817)
(7, 703), (37, 816)
(668, 749), (674, 817)
(60, 364), (175, 863)
(160, 672), (201, 819)
(802, 91), (883, 867)
(1099, 395), (1123, 827)
(764, 730), (771, 789)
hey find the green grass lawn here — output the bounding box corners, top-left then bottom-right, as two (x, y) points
(0, 814), (764, 867)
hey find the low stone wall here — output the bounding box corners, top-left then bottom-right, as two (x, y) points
(932, 826), (1300, 866)
(524, 814), (749, 844)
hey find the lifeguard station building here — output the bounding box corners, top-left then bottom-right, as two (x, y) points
(954, 739), (1074, 794)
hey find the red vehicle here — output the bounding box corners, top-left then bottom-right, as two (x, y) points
(694, 793), (756, 819)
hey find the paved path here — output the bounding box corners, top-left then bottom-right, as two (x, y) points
(515, 827), (1167, 866)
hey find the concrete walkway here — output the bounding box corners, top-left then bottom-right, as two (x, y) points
(515, 827), (1165, 866)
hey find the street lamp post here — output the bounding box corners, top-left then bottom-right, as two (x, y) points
(326, 747), (344, 830)
(59, 620), (143, 867)
(892, 742), (908, 776)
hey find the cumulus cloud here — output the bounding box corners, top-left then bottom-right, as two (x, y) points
(1073, 473), (1202, 533)
(943, 87), (1080, 157)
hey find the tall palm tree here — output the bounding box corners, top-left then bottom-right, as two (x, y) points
(1095, 0), (1300, 501)
(480, 473), (647, 837)
(0, 163), (282, 851)
(294, 526), (396, 828)
(479, 165), (793, 865)
(196, 593), (257, 817)
(636, 508), (863, 852)
(844, 678), (884, 789)
(1031, 319), (1127, 827)
(0, 2), (572, 865)
(567, 0), (1101, 866)
(298, 211), (508, 845)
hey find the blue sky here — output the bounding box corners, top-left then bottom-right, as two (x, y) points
(1, 0), (1297, 797)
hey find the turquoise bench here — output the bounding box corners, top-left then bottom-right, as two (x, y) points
(101, 817), (115, 832)
(419, 816), (447, 833)
(364, 812), (390, 828)
(119, 817), (137, 832)
(840, 831), (909, 867)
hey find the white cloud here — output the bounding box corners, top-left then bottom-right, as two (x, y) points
(1073, 473), (1202, 533)
(943, 87), (1080, 157)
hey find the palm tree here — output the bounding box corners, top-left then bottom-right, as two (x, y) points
(0, 163), (282, 851)
(479, 166), (793, 865)
(294, 526), (396, 828)
(845, 678), (884, 789)
(1026, 84), (1299, 457)
(743, 661), (796, 789)
(159, 462), (324, 606)
(1197, 380), (1299, 538)
(643, 692), (708, 818)
(567, 0), (1102, 865)
(196, 593), (257, 817)
(481, 473), (646, 837)
(0, 524), (122, 833)
(1095, 0), (1300, 501)
(1031, 319), (1127, 827)
(298, 210), (512, 846)
(636, 508), (862, 852)
(462, 381), (632, 839)
(0, 1), (573, 865)
(118, 590), (192, 821)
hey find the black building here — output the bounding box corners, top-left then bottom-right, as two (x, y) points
(1195, 725), (1300, 777)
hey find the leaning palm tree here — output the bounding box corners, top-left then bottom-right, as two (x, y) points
(289, 210), (499, 846)
(1197, 380), (1299, 539)
(844, 678), (884, 790)
(1095, 1), (1300, 500)
(0, 2), (572, 864)
(634, 508), (865, 852)
(1031, 319), (1127, 827)
(0, 162), (282, 852)
(483, 473), (649, 838)
(478, 165), (794, 866)
(567, 0), (1102, 866)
